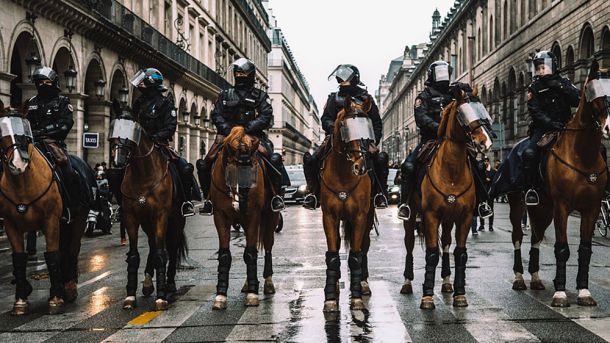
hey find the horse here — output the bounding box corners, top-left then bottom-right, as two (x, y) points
(413, 86), (492, 310)
(209, 126), (279, 310)
(0, 102), (93, 315)
(506, 59), (610, 307)
(108, 104), (187, 311)
(319, 95), (377, 313)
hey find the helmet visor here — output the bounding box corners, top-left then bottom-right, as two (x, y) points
(433, 64), (450, 82)
(232, 58), (255, 74)
(130, 70), (146, 87)
(585, 79), (610, 102)
(533, 58), (554, 77)
(328, 65), (356, 83)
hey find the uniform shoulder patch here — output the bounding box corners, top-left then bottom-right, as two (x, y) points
(67, 104), (74, 112)
(415, 98), (422, 108)
(527, 91), (533, 101)
(171, 109), (177, 117)
(266, 97), (272, 104)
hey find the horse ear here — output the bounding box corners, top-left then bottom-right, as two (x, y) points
(344, 96), (352, 112)
(20, 98), (30, 118)
(472, 84), (479, 97)
(589, 59), (600, 79)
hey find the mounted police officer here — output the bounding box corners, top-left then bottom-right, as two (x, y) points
(27, 66), (80, 208)
(196, 58), (288, 215)
(396, 60), (494, 220)
(131, 67), (202, 216)
(523, 51), (580, 206)
(302, 64), (388, 210)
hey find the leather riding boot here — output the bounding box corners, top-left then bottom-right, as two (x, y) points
(302, 152), (320, 210)
(397, 177), (413, 220)
(196, 159), (214, 215)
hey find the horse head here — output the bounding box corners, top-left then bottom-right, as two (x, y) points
(583, 59), (610, 138)
(222, 126), (260, 188)
(447, 84), (493, 152)
(0, 100), (33, 175)
(333, 95), (373, 176)
(108, 100), (145, 168)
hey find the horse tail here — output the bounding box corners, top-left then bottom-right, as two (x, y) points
(168, 220), (189, 265)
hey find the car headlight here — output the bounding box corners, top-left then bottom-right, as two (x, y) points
(298, 185), (308, 192)
(390, 186), (400, 192)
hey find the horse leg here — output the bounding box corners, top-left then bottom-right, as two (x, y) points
(421, 212), (440, 310)
(576, 207), (597, 306)
(440, 222), (453, 293)
(528, 205), (551, 291)
(43, 221), (65, 315)
(243, 212), (261, 307)
(152, 215), (170, 311)
(61, 209), (87, 303)
(212, 212), (232, 310)
(551, 204), (570, 307)
(262, 213), (276, 295)
(360, 211), (373, 296)
(123, 214), (141, 310)
(453, 215), (471, 307)
(323, 213), (341, 313)
(142, 236), (156, 297)
(347, 212), (368, 311)
(508, 192), (527, 290)
(401, 216), (416, 294)
(165, 218), (180, 295)
(6, 224), (32, 315)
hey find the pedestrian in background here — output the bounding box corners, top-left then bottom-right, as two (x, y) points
(478, 158), (495, 232)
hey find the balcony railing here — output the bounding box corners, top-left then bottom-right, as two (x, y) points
(97, 0), (230, 90)
(233, 0), (271, 49)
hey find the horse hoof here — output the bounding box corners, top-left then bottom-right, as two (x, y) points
(512, 279), (527, 290)
(530, 280), (545, 290)
(551, 294), (570, 308)
(400, 283), (413, 294)
(11, 299), (28, 316)
(48, 296), (65, 315)
(420, 296), (435, 310)
(123, 296), (137, 310)
(241, 281), (248, 293)
(441, 283), (453, 293)
(361, 281), (371, 296)
(351, 298), (366, 310)
(453, 295), (468, 307)
(64, 281), (78, 303)
(264, 278), (275, 295)
(212, 295), (227, 310)
(142, 273), (154, 297)
(577, 296), (597, 307)
(245, 293), (259, 307)
(154, 299), (168, 311)
(323, 300), (339, 313)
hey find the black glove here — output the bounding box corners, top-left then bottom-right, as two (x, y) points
(549, 121), (564, 131)
(544, 77), (562, 90)
(150, 134), (160, 142)
(450, 82), (473, 93)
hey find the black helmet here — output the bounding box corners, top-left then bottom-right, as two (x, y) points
(232, 58), (256, 88)
(130, 68), (166, 92)
(532, 51), (558, 76)
(328, 64), (362, 86)
(32, 66), (60, 91)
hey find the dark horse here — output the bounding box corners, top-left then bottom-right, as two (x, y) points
(506, 60), (610, 307)
(210, 126), (279, 310)
(108, 104), (187, 311)
(414, 86), (492, 310)
(320, 96), (376, 312)
(0, 102), (93, 315)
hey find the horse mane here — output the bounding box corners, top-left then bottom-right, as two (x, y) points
(224, 126), (258, 153)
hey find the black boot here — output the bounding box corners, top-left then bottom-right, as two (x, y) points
(196, 159), (214, 215)
(397, 178), (412, 220)
(303, 152), (320, 210)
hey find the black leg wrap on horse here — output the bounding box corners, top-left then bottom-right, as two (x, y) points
(361, 253), (369, 280)
(348, 251), (364, 298)
(217, 249), (232, 296)
(553, 242), (570, 292)
(126, 251), (140, 296)
(324, 251), (341, 301)
(263, 252), (273, 279)
(423, 248), (440, 297)
(576, 241), (592, 290)
(514, 249), (524, 274)
(404, 253), (414, 280)
(145, 251), (155, 277)
(528, 247), (540, 274)
(441, 251), (451, 279)
(453, 247), (468, 296)
(154, 249), (168, 299)
(244, 247), (259, 294)
(12, 252), (32, 299)
(61, 254), (78, 283)
(44, 251), (64, 299)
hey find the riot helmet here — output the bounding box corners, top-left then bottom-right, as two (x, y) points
(426, 61), (452, 92)
(328, 64), (362, 86)
(32, 66), (61, 94)
(532, 51), (558, 78)
(232, 58), (256, 88)
(130, 68), (166, 93)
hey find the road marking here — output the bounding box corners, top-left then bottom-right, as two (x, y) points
(128, 311), (162, 325)
(80, 271), (113, 287)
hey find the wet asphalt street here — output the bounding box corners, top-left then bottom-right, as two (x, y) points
(1, 202), (610, 342)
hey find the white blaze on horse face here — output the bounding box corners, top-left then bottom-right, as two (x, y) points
(9, 146), (28, 175)
(603, 115), (610, 139)
(481, 129), (492, 151)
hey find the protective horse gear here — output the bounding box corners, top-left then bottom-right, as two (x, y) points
(324, 251), (341, 301)
(12, 252), (33, 299)
(243, 247), (259, 294)
(217, 249), (232, 295)
(423, 248), (440, 297)
(44, 251), (64, 299)
(553, 242), (570, 291)
(125, 251), (140, 296)
(348, 251), (364, 298)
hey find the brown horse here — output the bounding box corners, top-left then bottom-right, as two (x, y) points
(108, 107), (187, 311)
(508, 60), (610, 307)
(0, 103), (91, 315)
(319, 96), (377, 313)
(416, 86), (492, 310)
(209, 126), (279, 310)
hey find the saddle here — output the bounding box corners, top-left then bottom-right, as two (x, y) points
(415, 140), (437, 164)
(537, 131), (560, 148)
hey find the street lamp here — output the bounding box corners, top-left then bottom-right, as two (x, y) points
(194, 115), (201, 126)
(182, 110), (190, 123)
(95, 79), (106, 99)
(63, 66), (77, 93)
(118, 86), (129, 105)
(25, 52), (41, 81)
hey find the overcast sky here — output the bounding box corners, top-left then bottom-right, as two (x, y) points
(266, 0), (455, 112)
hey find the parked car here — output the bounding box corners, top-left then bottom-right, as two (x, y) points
(387, 168), (400, 204)
(284, 165), (308, 204)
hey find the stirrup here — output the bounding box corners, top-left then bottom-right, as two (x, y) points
(525, 189), (539, 206)
(478, 202), (493, 219)
(397, 203), (411, 220)
(303, 194), (319, 210)
(271, 195), (285, 212)
(374, 193), (388, 209)
(181, 201), (195, 217)
(199, 199), (213, 216)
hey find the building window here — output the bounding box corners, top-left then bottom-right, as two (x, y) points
(602, 26), (610, 51)
(551, 41), (562, 70)
(566, 46), (575, 81)
(579, 25), (595, 60)
(528, 0), (537, 19)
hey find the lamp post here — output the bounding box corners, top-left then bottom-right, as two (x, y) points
(182, 110), (190, 124)
(25, 53), (41, 81)
(64, 66), (77, 93)
(118, 86), (129, 105)
(95, 79), (106, 99)
(194, 115), (201, 126)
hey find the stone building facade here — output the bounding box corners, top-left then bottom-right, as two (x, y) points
(0, 0), (271, 165)
(380, 0), (610, 163)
